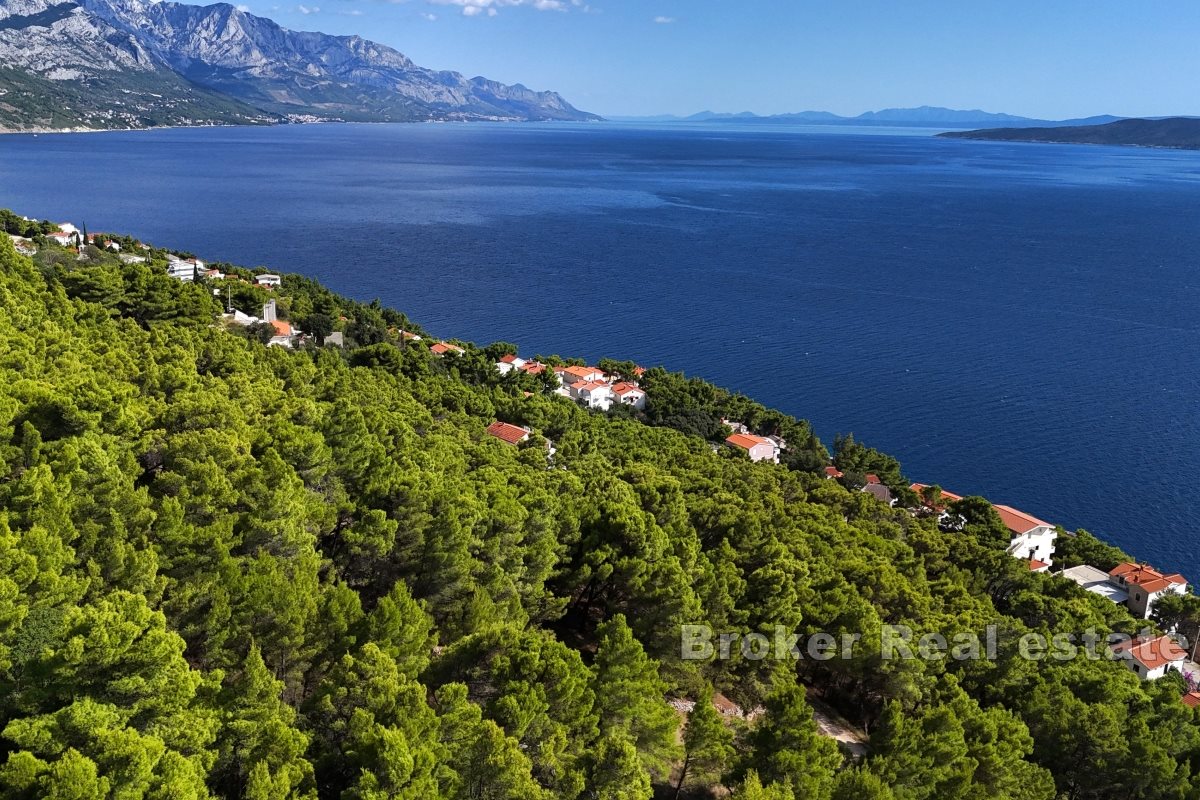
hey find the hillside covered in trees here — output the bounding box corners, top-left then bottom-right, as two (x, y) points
(1, 227), (1199, 799)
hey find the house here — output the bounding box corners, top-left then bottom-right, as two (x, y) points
(166, 258), (199, 282)
(824, 466), (844, 479)
(611, 382), (646, 410)
(223, 309), (260, 327)
(520, 361), (547, 376)
(255, 274), (282, 288)
(1183, 692), (1200, 709)
(486, 421), (530, 445)
(496, 354), (527, 375)
(1108, 563), (1188, 619)
(996, 504), (1058, 567)
(46, 230), (76, 247)
(570, 380), (614, 411)
(56, 223), (78, 235)
(1111, 635), (1187, 680)
(909, 483), (965, 510)
(204, 268), (226, 280)
(726, 433), (779, 463)
(268, 320), (296, 348)
(8, 235), (35, 254)
(1028, 560), (1051, 573)
(722, 418), (750, 436)
(430, 342), (465, 356)
(1061, 565), (1129, 604)
(558, 365), (607, 384)
(400, 331), (422, 342)
(862, 482), (894, 506)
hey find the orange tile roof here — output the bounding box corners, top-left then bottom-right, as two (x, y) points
(1112, 635), (1188, 671)
(993, 504), (1052, 535)
(633, 366), (647, 377)
(562, 365), (602, 380)
(499, 354), (520, 364)
(1029, 559), (1050, 572)
(1109, 563), (1187, 594)
(271, 320), (292, 336)
(521, 362), (546, 375)
(611, 382), (643, 396)
(486, 421), (529, 445)
(825, 466), (844, 478)
(431, 342), (463, 355)
(726, 433), (771, 451)
(910, 483), (965, 505)
(1183, 692), (1200, 709)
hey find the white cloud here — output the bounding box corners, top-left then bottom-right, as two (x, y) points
(428, 0), (568, 16)
(420, 11), (437, 19)
(296, 3), (319, 12)
(653, 15), (674, 23)
(235, 3), (250, 10)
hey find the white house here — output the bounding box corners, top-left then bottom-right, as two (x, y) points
(166, 258), (199, 282)
(46, 231), (76, 247)
(223, 309), (261, 327)
(570, 380), (614, 411)
(726, 433), (779, 463)
(1108, 563), (1188, 619)
(996, 505), (1058, 567)
(255, 274), (282, 288)
(56, 223), (78, 235)
(611, 382), (647, 410)
(1111, 635), (1187, 681)
(496, 354), (528, 376)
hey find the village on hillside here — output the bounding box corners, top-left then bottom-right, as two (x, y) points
(14, 218), (1198, 709)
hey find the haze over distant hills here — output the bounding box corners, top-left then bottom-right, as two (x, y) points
(614, 106), (1125, 129)
(939, 117), (1200, 150)
(0, 0), (598, 132)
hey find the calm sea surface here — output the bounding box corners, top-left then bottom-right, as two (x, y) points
(2, 122), (1198, 572)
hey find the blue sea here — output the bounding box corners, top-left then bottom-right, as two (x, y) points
(2, 121), (1198, 573)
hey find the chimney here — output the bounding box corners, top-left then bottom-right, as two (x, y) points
(262, 299), (277, 323)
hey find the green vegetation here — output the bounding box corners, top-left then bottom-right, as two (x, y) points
(0, 223), (1198, 799)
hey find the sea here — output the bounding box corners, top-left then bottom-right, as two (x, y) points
(1, 121), (1198, 573)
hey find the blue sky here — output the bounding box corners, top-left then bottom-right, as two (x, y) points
(220, 0), (1200, 119)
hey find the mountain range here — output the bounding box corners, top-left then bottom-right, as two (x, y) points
(613, 107), (1125, 129)
(0, 0), (598, 132)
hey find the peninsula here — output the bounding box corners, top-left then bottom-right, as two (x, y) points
(938, 116), (1200, 150)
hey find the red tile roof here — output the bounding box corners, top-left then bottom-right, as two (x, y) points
(1112, 635), (1188, 672)
(825, 466), (844, 478)
(611, 382), (643, 396)
(633, 366), (647, 377)
(1109, 563), (1188, 594)
(271, 320), (292, 337)
(499, 354), (520, 364)
(1183, 692), (1200, 709)
(864, 473), (881, 485)
(993, 505), (1052, 535)
(521, 362), (546, 375)
(726, 433), (771, 451)
(486, 421), (529, 445)
(1029, 559), (1050, 572)
(430, 342), (463, 355)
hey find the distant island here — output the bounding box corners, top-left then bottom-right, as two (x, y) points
(938, 117), (1200, 149)
(613, 106), (1125, 130)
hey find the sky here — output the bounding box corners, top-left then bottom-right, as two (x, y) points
(212, 0), (1200, 119)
